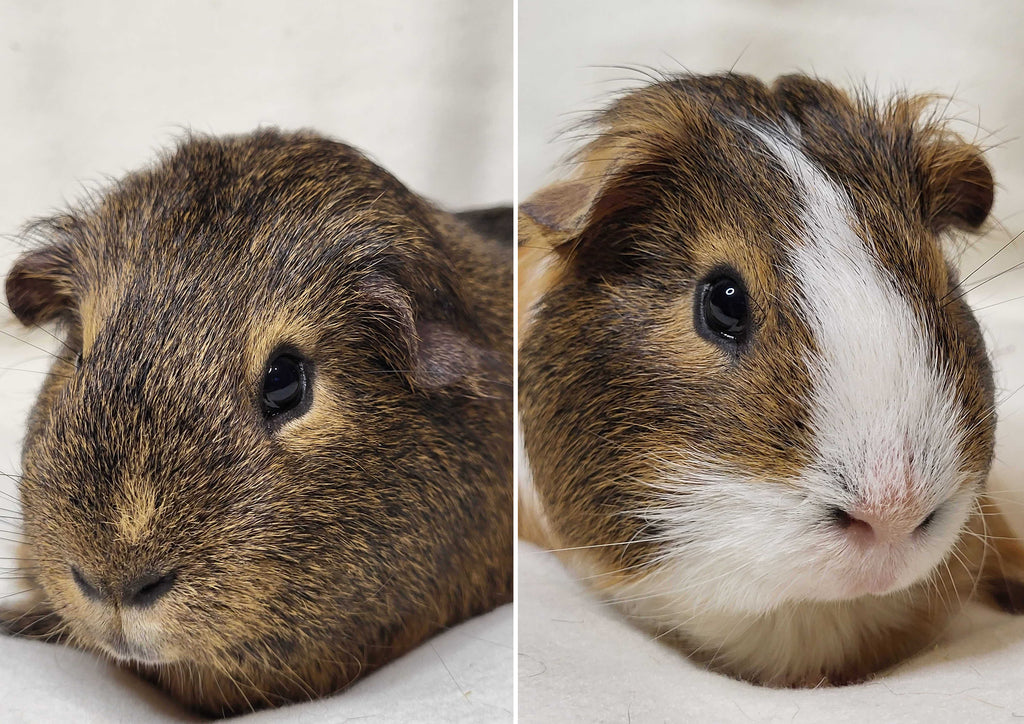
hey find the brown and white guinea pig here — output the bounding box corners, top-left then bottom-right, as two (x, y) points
(1, 129), (512, 716)
(518, 72), (1024, 687)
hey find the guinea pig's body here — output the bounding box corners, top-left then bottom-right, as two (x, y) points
(519, 73), (1024, 686)
(3, 130), (512, 715)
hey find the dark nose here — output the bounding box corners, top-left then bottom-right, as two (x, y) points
(71, 566), (103, 601)
(123, 570), (177, 607)
(71, 566), (178, 606)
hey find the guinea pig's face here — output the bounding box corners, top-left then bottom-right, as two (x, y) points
(520, 75), (996, 616)
(7, 131), (511, 695)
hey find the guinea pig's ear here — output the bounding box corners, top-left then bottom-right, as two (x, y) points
(358, 277), (507, 398)
(917, 140), (994, 232)
(411, 320), (508, 397)
(772, 74), (856, 128)
(519, 180), (601, 237)
(519, 166), (647, 271)
(5, 238), (76, 326)
(773, 75), (995, 232)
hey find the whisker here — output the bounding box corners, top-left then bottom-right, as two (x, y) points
(429, 641), (470, 703)
(970, 293), (1024, 313)
(948, 258), (1024, 307)
(0, 588), (39, 601)
(0, 300), (77, 356)
(0, 366), (73, 380)
(950, 228), (1024, 297)
(0, 329), (75, 365)
(533, 538), (661, 554)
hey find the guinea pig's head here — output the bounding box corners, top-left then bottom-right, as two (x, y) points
(520, 74), (996, 615)
(6, 130), (512, 712)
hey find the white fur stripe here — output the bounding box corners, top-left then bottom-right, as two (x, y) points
(745, 121), (964, 523)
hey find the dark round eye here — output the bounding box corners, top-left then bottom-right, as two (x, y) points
(699, 275), (751, 343)
(262, 354), (308, 419)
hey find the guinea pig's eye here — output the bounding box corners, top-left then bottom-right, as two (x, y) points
(697, 274), (751, 346)
(261, 353), (310, 420)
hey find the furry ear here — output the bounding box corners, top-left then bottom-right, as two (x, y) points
(918, 141), (993, 231)
(519, 74), (779, 271)
(773, 74), (994, 233)
(453, 206), (514, 244)
(519, 180), (602, 236)
(412, 320), (507, 397)
(357, 277), (507, 398)
(772, 74), (856, 128)
(519, 165), (656, 275)
(5, 239), (76, 326)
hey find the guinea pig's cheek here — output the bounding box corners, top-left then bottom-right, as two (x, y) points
(634, 472), (830, 614)
(52, 594), (120, 653)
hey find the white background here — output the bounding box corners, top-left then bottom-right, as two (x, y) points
(0, 1), (512, 722)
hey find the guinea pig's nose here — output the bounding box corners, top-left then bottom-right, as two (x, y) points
(121, 570), (177, 607)
(829, 505), (927, 544)
(829, 507), (877, 542)
(71, 566), (103, 601)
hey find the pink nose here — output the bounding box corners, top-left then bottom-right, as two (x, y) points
(830, 506), (930, 544)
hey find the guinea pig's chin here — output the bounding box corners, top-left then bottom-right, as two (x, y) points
(68, 610), (180, 666)
(808, 557), (921, 601)
(810, 505), (974, 604)
(100, 640), (172, 666)
(794, 535), (957, 604)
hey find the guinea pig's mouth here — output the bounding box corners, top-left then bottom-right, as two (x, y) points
(96, 630), (174, 666)
(101, 639), (170, 666)
(832, 558), (908, 599)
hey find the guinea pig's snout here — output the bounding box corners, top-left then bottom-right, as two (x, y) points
(71, 566), (178, 607)
(828, 504), (939, 545)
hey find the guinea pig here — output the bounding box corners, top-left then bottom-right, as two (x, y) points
(518, 72), (1024, 687)
(1, 129), (513, 716)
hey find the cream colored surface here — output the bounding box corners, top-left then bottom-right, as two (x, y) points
(0, 1), (511, 721)
(519, 0), (1024, 721)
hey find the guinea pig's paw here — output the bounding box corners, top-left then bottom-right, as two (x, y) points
(787, 674), (835, 689)
(987, 577), (1024, 614)
(971, 497), (1024, 615)
(980, 533), (1024, 614)
(760, 669), (852, 689)
(0, 602), (66, 642)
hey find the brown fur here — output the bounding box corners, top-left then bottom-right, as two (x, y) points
(519, 72), (1024, 685)
(2, 129), (512, 716)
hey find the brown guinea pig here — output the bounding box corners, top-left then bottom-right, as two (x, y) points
(518, 72), (1024, 687)
(2, 129), (512, 716)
